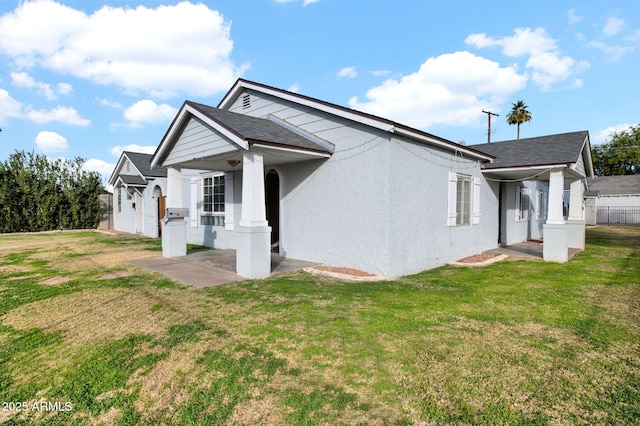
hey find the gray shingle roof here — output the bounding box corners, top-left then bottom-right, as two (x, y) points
(186, 101), (333, 153)
(118, 175), (147, 186)
(473, 131), (589, 169)
(589, 175), (640, 195)
(124, 151), (167, 178)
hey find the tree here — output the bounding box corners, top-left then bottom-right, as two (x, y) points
(0, 151), (105, 233)
(592, 125), (640, 176)
(506, 100), (532, 140)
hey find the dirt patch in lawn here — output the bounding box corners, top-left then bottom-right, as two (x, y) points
(97, 271), (133, 280)
(37, 276), (71, 285)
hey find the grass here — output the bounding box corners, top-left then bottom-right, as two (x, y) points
(0, 227), (638, 424)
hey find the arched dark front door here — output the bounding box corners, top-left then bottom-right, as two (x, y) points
(265, 169), (280, 250)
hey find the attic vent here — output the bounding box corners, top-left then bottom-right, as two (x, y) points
(242, 93), (251, 109)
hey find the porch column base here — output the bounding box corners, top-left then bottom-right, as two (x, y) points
(566, 220), (586, 250)
(543, 223), (568, 263)
(162, 218), (187, 258)
(236, 225), (272, 279)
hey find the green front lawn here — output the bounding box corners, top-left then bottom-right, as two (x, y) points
(0, 227), (638, 425)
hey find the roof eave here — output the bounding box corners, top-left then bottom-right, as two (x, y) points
(393, 126), (495, 162)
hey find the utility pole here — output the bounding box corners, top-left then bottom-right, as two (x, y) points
(482, 110), (499, 143)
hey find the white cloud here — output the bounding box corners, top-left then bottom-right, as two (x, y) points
(273, 0), (318, 4)
(0, 1), (247, 98)
(628, 29), (640, 41)
(348, 51), (527, 129)
(25, 105), (90, 126)
(56, 82), (72, 95)
(83, 158), (116, 189)
(588, 41), (633, 61)
(35, 130), (67, 152)
(595, 123), (638, 144)
(568, 9), (582, 25)
(465, 27), (585, 91)
(110, 144), (157, 157)
(0, 88), (22, 123)
(603, 17), (625, 37)
(10, 71), (55, 100)
(337, 66), (358, 79)
(372, 69), (393, 77)
(287, 83), (300, 93)
(123, 100), (177, 126)
(98, 98), (122, 109)
(83, 158), (116, 176)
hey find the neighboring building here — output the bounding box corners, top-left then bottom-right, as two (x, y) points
(108, 151), (168, 237)
(584, 175), (640, 226)
(97, 193), (113, 230)
(150, 79), (593, 279)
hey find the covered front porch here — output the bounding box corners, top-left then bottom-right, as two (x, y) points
(150, 101), (334, 279)
(486, 166), (588, 263)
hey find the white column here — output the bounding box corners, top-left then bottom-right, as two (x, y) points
(544, 169), (568, 262)
(239, 151), (268, 227)
(546, 170), (565, 225)
(568, 179), (584, 220)
(236, 150), (271, 279)
(166, 167), (183, 207)
(567, 178), (586, 250)
(162, 166), (187, 258)
(224, 172), (235, 231)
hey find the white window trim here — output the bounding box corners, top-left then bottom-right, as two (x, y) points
(190, 177), (198, 228)
(516, 186), (530, 222)
(200, 172), (226, 227)
(536, 190), (546, 220)
(447, 172), (480, 227)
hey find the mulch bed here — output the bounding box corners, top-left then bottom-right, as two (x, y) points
(457, 253), (499, 263)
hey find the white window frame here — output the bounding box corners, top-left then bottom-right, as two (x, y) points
(516, 186), (530, 222)
(536, 190), (546, 220)
(201, 173), (225, 227)
(448, 172), (480, 227)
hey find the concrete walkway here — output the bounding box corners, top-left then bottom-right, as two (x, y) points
(487, 242), (581, 261)
(128, 249), (317, 288)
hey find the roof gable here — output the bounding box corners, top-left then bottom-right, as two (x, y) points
(216, 79), (494, 163)
(186, 101), (334, 153)
(474, 131), (591, 172)
(109, 151), (167, 186)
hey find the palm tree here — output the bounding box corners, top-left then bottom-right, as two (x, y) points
(506, 100), (532, 140)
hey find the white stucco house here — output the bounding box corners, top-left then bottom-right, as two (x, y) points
(108, 151), (167, 238)
(150, 79), (593, 279)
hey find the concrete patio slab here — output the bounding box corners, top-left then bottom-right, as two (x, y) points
(128, 249), (317, 288)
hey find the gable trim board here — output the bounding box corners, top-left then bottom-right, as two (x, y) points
(149, 79), (593, 279)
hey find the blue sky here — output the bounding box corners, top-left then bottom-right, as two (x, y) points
(0, 0), (638, 184)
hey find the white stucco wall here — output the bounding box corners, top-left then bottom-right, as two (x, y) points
(501, 180), (549, 245)
(113, 186), (136, 234)
(386, 138), (500, 278)
(173, 90), (504, 278)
